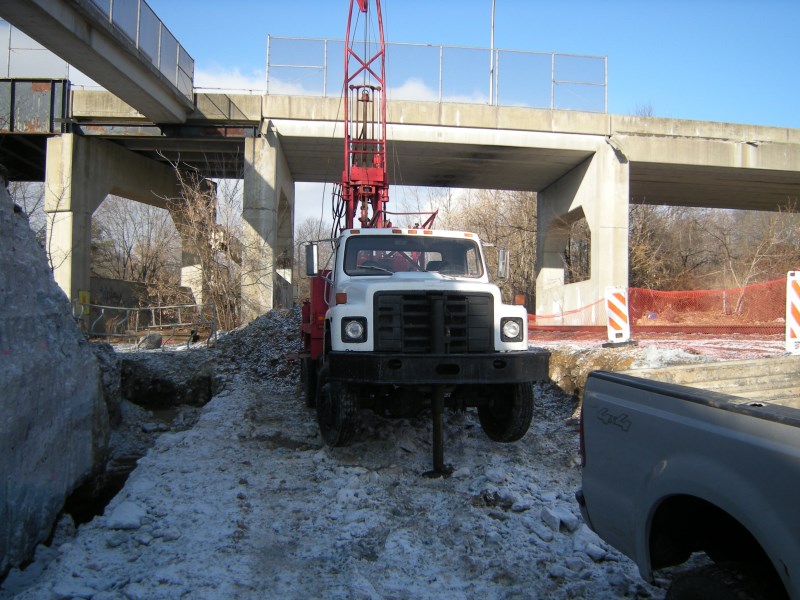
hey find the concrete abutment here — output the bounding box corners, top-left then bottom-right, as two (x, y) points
(536, 142), (630, 326)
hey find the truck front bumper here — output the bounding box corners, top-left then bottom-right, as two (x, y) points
(327, 349), (549, 385)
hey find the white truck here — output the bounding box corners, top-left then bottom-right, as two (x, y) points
(577, 355), (800, 599)
(302, 228), (549, 472)
(299, 0), (548, 473)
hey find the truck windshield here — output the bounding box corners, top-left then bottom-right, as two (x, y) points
(344, 235), (484, 277)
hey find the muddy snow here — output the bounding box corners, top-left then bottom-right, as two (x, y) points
(0, 311), (787, 599)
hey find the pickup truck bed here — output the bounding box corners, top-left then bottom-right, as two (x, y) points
(579, 355), (800, 599)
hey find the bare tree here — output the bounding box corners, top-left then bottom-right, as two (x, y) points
(293, 216), (334, 301)
(634, 102), (655, 117)
(383, 186), (471, 230)
(91, 195), (183, 308)
(166, 168), (247, 330)
(697, 204), (800, 312)
(561, 215), (590, 285)
(444, 189), (538, 309)
(9, 181), (46, 246)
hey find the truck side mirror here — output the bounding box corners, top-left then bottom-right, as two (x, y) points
(497, 247), (510, 280)
(305, 243), (319, 277)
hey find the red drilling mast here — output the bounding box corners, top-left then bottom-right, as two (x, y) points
(337, 0), (389, 231)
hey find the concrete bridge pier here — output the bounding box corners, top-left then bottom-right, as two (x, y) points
(170, 218), (205, 306)
(242, 123), (295, 322)
(44, 134), (179, 304)
(166, 176), (226, 307)
(536, 142), (630, 325)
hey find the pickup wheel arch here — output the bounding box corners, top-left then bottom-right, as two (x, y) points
(649, 496), (786, 598)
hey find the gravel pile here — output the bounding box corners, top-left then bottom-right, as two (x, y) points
(213, 307), (303, 393)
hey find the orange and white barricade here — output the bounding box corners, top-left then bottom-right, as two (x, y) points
(786, 271), (800, 355)
(604, 286), (632, 345)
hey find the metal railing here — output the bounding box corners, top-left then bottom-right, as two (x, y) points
(88, 0), (194, 98)
(267, 35), (607, 113)
(0, 1), (194, 98)
(73, 301), (217, 349)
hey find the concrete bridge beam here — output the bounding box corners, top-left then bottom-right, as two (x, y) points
(536, 142), (630, 325)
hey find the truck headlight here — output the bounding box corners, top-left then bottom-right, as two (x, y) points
(342, 317), (367, 343)
(501, 317), (523, 342)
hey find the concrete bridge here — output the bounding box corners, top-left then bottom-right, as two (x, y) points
(38, 90), (800, 323)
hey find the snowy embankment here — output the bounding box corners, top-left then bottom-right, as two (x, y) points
(8, 309), (778, 599)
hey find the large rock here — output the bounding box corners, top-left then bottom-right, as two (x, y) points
(0, 174), (109, 575)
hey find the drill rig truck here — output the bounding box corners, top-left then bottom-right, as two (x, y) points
(300, 0), (549, 472)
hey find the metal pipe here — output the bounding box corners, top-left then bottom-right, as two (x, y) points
(489, 0), (495, 105)
(438, 45), (443, 102)
(135, 0), (141, 50)
(266, 35), (271, 94)
(432, 385), (445, 473)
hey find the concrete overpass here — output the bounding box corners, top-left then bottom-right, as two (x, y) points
(71, 90), (800, 212)
(39, 90), (800, 323)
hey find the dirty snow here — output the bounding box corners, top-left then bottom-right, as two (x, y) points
(1, 311), (787, 600)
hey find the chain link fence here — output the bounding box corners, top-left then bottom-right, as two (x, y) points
(267, 36), (607, 112)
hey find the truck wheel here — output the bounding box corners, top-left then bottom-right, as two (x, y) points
(316, 366), (358, 446)
(477, 383), (534, 442)
(665, 564), (772, 600)
(300, 357), (317, 408)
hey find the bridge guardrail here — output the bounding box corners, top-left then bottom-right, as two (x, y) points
(88, 0), (194, 98)
(267, 35), (607, 113)
(0, 1), (194, 99)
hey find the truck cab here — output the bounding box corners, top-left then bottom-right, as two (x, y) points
(301, 228), (549, 462)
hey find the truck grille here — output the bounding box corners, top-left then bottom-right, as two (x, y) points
(374, 292), (493, 353)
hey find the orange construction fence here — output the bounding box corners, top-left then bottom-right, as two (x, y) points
(530, 275), (791, 335)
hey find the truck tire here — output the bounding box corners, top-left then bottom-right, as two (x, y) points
(665, 564), (772, 600)
(477, 383), (534, 442)
(316, 366), (359, 446)
(300, 357), (317, 408)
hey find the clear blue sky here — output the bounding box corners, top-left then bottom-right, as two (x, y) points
(148, 0), (800, 129)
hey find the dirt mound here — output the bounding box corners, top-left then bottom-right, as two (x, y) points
(544, 343), (709, 397)
(213, 308), (303, 392)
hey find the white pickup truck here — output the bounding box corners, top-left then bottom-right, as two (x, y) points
(577, 355), (800, 599)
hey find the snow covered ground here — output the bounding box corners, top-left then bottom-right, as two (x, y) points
(1, 311), (787, 599)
